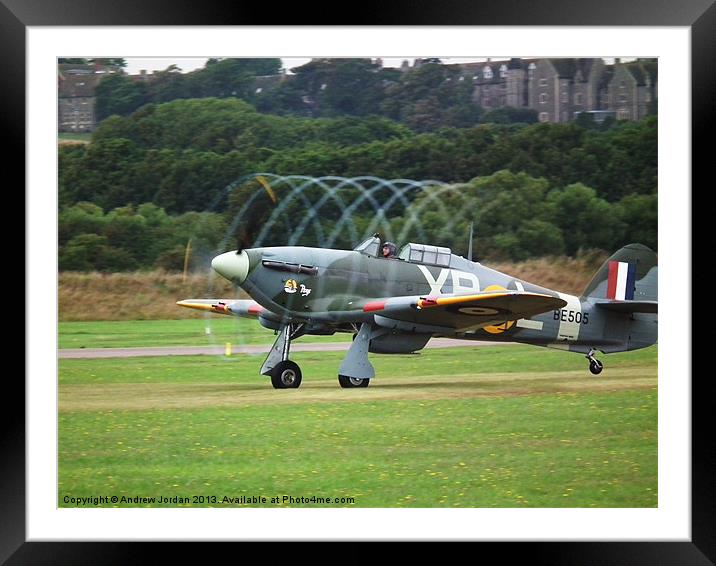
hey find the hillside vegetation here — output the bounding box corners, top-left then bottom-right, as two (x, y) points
(58, 60), (656, 272)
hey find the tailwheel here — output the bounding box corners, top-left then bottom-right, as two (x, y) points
(586, 349), (603, 375)
(338, 375), (370, 388)
(271, 360), (302, 389)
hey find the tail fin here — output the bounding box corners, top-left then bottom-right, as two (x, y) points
(581, 243), (658, 302)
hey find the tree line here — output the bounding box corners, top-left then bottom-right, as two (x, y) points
(59, 170), (655, 271)
(58, 92), (656, 271)
(60, 96), (655, 212)
(59, 202), (227, 272)
(91, 58), (501, 131)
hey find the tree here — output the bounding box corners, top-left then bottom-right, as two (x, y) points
(468, 171), (558, 259)
(547, 183), (625, 255)
(94, 74), (148, 120)
(615, 194), (657, 250)
(59, 233), (138, 271)
(147, 65), (193, 103)
(379, 62), (482, 131)
(284, 58), (386, 118)
(482, 107), (538, 125)
(190, 58), (282, 100)
(58, 202), (106, 246)
(88, 58), (127, 68)
(515, 219), (565, 257)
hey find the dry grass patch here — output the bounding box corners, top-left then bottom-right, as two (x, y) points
(59, 271), (239, 321)
(59, 253), (607, 321)
(59, 367), (656, 412)
(488, 251), (608, 296)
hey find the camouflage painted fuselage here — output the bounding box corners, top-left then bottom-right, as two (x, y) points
(238, 244), (657, 355)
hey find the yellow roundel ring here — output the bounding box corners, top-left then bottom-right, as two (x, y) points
(482, 285), (516, 334)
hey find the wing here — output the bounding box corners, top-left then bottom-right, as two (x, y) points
(360, 291), (566, 331)
(176, 299), (265, 318)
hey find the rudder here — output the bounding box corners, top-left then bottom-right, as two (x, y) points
(581, 243), (658, 302)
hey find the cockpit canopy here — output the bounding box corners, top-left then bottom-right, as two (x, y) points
(398, 243), (452, 267)
(353, 236), (381, 257)
(354, 237), (452, 266)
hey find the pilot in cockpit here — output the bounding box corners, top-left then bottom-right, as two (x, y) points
(381, 242), (397, 259)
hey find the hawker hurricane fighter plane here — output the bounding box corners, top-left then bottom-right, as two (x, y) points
(178, 236), (657, 389)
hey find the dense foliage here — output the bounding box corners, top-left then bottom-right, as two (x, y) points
(58, 202), (227, 272)
(59, 63), (657, 271)
(93, 58), (491, 131)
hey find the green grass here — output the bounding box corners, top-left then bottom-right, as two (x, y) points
(58, 343), (658, 384)
(58, 132), (92, 142)
(58, 318), (352, 349)
(58, 345), (658, 508)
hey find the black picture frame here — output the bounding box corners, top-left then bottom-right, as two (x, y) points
(12, 0), (705, 563)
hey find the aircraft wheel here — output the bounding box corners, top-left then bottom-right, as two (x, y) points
(338, 375), (370, 388)
(271, 361), (302, 389)
(589, 359), (604, 375)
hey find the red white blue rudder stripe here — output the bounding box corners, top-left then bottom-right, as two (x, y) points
(606, 261), (636, 300)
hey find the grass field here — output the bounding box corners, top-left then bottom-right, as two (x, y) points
(58, 318), (351, 348)
(58, 340), (658, 508)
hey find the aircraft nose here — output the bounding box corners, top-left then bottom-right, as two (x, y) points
(211, 250), (250, 283)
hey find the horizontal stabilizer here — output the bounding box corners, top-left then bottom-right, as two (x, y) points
(594, 299), (658, 313)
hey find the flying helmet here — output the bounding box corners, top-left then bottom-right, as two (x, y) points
(382, 241), (397, 257)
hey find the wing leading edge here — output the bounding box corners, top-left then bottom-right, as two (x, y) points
(176, 299), (264, 318)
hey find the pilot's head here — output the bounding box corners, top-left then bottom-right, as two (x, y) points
(382, 242), (396, 258)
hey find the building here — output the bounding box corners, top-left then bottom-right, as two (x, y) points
(603, 59), (658, 121)
(57, 57), (657, 133)
(57, 63), (120, 132)
(427, 57), (657, 124)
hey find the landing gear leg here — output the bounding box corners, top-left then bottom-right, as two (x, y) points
(586, 349), (604, 375)
(262, 323), (304, 389)
(337, 322), (386, 388)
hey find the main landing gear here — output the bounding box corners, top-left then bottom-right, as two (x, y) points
(586, 349), (604, 375)
(261, 321), (380, 389)
(336, 322), (380, 388)
(338, 375), (370, 388)
(262, 323), (305, 389)
(271, 360), (302, 389)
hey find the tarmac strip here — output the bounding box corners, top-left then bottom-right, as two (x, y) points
(59, 338), (518, 359)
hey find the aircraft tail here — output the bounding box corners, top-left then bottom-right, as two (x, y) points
(580, 244), (658, 352)
(581, 243), (658, 303)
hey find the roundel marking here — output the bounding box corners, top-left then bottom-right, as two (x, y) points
(459, 306), (500, 316)
(482, 284), (516, 334)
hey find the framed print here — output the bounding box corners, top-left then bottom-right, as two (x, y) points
(11, 0), (707, 562)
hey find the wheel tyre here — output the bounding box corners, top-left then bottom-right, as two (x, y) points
(589, 360), (604, 375)
(338, 374), (370, 388)
(271, 361), (302, 389)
